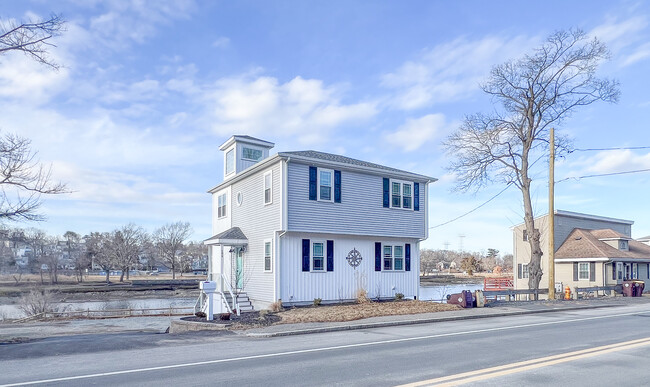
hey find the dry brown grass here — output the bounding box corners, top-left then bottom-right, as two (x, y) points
(277, 300), (460, 324)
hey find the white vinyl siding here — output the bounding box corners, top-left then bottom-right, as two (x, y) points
(280, 233), (421, 303)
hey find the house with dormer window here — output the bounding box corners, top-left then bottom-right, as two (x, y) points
(513, 210), (650, 297)
(201, 135), (436, 312)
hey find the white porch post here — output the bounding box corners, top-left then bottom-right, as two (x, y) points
(220, 245), (224, 292)
(207, 245), (212, 281)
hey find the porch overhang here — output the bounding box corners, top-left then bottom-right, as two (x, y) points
(204, 227), (248, 246)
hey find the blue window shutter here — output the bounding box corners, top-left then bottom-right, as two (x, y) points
(375, 242), (382, 271)
(302, 239), (310, 272)
(414, 182), (420, 211)
(327, 240), (334, 271)
(309, 166), (317, 200)
(405, 243), (411, 272)
(334, 170), (341, 203)
(613, 262), (616, 280)
(383, 178), (389, 208)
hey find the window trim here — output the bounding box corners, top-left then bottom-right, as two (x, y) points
(225, 148), (235, 176)
(311, 240), (326, 272)
(522, 264), (529, 279)
(578, 262), (590, 280)
(389, 179), (413, 210)
(382, 243), (405, 272)
(617, 262), (623, 280)
(242, 146), (263, 162)
(264, 171), (273, 205)
(217, 193), (227, 219)
(317, 168), (334, 202)
(263, 239), (273, 272)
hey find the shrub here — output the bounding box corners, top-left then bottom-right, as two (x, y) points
(313, 298), (322, 306)
(195, 311), (206, 318)
(259, 309), (269, 318)
(19, 289), (59, 317)
(269, 299), (283, 312)
(395, 293), (404, 300)
(356, 288), (371, 304)
(219, 313), (231, 320)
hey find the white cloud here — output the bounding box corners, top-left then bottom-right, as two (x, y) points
(621, 42), (650, 66)
(590, 15), (648, 51)
(384, 114), (451, 151)
(585, 150), (650, 174)
(206, 75), (377, 144)
(381, 35), (537, 110)
(212, 37), (230, 48)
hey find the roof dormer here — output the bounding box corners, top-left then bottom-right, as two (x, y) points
(599, 237), (631, 252)
(219, 135), (274, 181)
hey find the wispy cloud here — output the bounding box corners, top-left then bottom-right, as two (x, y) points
(381, 34), (537, 110)
(384, 113), (453, 151)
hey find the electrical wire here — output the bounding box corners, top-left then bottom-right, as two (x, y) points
(569, 146), (650, 153)
(555, 168), (650, 183)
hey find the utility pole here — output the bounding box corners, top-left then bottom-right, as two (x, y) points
(548, 127), (555, 300)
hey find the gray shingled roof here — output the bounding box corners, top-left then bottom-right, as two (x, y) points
(556, 228), (650, 260)
(279, 150), (435, 181)
(205, 227), (247, 243)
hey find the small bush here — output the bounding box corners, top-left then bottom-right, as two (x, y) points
(195, 311), (206, 318)
(356, 288), (371, 304)
(313, 298), (322, 306)
(395, 293), (404, 300)
(259, 309), (269, 318)
(19, 289), (59, 317)
(219, 313), (231, 320)
(269, 299), (283, 312)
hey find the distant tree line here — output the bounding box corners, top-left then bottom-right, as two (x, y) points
(420, 248), (513, 276)
(0, 221), (208, 284)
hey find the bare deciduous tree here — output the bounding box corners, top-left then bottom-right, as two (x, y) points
(112, 224), (147, 282)
(154, 221), (192, 279)
(445, 29), (619, 294)
(85, 232), (113, 284)
(0, 13), (65, 69)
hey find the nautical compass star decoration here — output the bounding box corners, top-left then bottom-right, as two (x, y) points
(346, 248), (362, 268)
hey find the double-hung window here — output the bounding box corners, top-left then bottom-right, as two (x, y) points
(318, 169), (333, 201)
(383, 245), (393, 270)
(522, 264), (529, 279)
(383, 244), (405, 271)
(312, 242), (325, 271)
(578, 262), (590, 280)
(390, 180), (413, 210)
(264, 171), (272, 205)
(264, 240), (272, 272)
(217, 193), (227, 218)
(225, 149), (235, 175)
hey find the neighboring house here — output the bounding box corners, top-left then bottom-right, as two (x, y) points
(204, 135), (436, 310)
(638, 236), (650, 246)
(513, 210), (650, 297)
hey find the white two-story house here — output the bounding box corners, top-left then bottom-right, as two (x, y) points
(204, 135), (436, 311)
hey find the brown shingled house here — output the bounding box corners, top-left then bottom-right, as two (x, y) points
(555, 228), (650, 290)
(513, 210), (650, 298)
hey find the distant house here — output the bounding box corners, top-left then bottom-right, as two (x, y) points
(638, 236), (650, 246)
(203, 135), (436, 311)
(513, 210), (650, 297)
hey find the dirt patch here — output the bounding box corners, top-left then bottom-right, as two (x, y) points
(276, 300), (460, 324)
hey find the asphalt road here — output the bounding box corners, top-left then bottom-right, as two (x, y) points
(2, 304), (650, 386)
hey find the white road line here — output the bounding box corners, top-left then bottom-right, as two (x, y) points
(3, 308), (649, 386)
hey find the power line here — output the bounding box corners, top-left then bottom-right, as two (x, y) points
(556, 168), (650, 183)
(429, 182), (514, 230)
(569, 146), (650, 153)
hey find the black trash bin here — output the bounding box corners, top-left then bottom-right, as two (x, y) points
(633, 280), (645, 296)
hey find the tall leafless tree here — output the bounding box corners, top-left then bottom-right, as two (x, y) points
(112, 224), (147, 282)
(445, 29), (619, 293)
(153, 221), (192, 279)
(85, 232), (113, 284)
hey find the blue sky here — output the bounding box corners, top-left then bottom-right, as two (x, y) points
(1, 1), (649, 254)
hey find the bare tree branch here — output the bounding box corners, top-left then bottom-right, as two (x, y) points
(0, 14), (65, 70)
